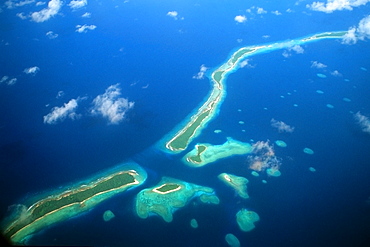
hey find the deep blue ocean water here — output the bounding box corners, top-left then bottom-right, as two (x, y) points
(1, 1), (370, 246)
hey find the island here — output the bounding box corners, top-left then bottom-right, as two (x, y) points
(135, 177), (220, 223)
(182, 138), (253, 167)
(218, 173), (249, 199)
(2, 163), (147, 245)
(162, 31), (346, 153)
(236, 209), (260, 232)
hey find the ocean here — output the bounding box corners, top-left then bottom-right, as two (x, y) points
(1, 0), (370, 246)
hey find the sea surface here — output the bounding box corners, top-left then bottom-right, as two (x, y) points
(1, 1), (370, 246)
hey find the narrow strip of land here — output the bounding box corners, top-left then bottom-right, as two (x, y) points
(164, 31), (346, 153)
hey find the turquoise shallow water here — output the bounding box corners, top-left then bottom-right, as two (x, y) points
(1, 1), (370, 246)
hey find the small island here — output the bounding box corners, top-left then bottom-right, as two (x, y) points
(183, 138), (252, 167)
(236, 209), (260, 232)
(218, 173), (249, 199)
(135, 177), (219, 222)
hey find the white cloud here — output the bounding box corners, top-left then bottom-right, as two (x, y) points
(257, 7), (267, 14)
(75, 24), (96, 33)
(30, 0), (62, 23)
(7, 78), (17, 85)
(43, 98), (80, 124)
(46, 31), (58, 39)
(331, 70), (342, 76)
(239, 59), (255, 68)
(16, 12), (27, 20)
(271, 10), (282, 15)
(167, 11), (178, 18)
(354, 112), (370, 134)
(291, 45), (304, 53)
(167, 11), (183, 20)
(68, 0), (87, 10)
(282, 50), (291, 58)
(283, 45), (304, 57)
(36, 1), (46, 6)
(90, 84), (134, 124)
(342, 15), (370, 44)
(24, 66), (40, 75)
(307, 0), (370, 13)
(193, 64), (208, 79)
(342, 27), (357, 44)
(234, 15), (247, 23)
(81, 12), (91, 18)
(0, 76), (9, 83)
(56, 90), (64, 98)
(311, 61), (327, 69)
(5, 0), (35, 9)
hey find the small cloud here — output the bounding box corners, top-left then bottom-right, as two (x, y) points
(271, 118), (295, 133)
(307, 0), (370, 13)
(193, 64), (208, 79)
(46, 31), (58, 39)
(24, 66), (40, 75)
(291, 45), (304, 53)
(30, 0), (62, 23)
(239, 59), (254, 68)
(90, 84), (134, 124)
(43, 98), (80, 124)
(5, 0), (35, 9)
(167, 11), (178, 18)
(0, 76), (9, 83)
(282, 50), (291, 58)
(331, 70), (342, 76)
(311, 61), (327, 69)
(257, 7), (267, 14)
(342, 27), (357, 44)
(236, 38), (243, 43)
(7, 78), (17, 86)
(36, 1), (46, 6)
(262, 35), (270, 39)
(56, 90), (64, 99)
(68, 0), (87, 10)
(283, 45), (304, 57)
(342, 15), (370, 44)
(234, 15), (247, 23)
(286, 8), (294, 13)
(167, 11), (183, 20)
(354, 111), (370, 134)
(75, 24), (96, 33)
(16, 12), (27, 20)
(271, 10), (282, 15)
(81, 12), (91, 18)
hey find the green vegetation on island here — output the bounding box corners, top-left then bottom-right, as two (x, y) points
(183, 138), (253, 167)
(135, 177), (219, 222)
(2, 163), (147, 244)
(163, 30), (346, 155)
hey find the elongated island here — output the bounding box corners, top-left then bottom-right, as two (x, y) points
(163, 31), (346, 153)
(2, 162), (147, 245)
